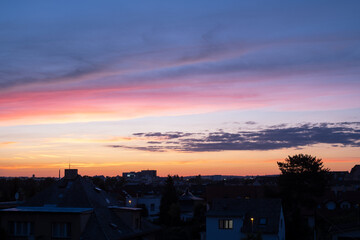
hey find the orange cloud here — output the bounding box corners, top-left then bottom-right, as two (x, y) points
(0, 141), (17, 147)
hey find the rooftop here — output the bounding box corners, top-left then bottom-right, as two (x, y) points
(207, 198), (283, 234)
(1, 206), (92, 213)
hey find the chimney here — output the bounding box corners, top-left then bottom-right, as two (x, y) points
(64, 169), (78, 180)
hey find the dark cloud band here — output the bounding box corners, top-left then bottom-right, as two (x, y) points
(108, 122), (360, 152)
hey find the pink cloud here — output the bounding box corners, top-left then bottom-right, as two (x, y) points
(1, 64), (359, 125)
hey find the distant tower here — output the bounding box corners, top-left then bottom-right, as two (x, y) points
(59, 169), (61, 179)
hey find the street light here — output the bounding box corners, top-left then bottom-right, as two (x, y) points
(250, 217), (254, 232)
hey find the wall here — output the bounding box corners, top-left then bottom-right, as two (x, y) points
(0, 211), (85, 240)
(277, 206), (286, 240)
(111, 208), (142, 230)
(126, 196), (161, 220)
(206, 217), (243, 240)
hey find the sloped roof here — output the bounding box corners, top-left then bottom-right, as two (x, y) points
(1, 206), (92, 213)
(19, 175), (160, 239)
(205, 185), (277, 202)
(179, 188), (203, 201)
(207, 198), (282, 234)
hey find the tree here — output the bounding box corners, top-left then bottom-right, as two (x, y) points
(277, 154), (330, 240)
(160, 175), (180, 225)
(278, 154), (329, 201)
(278, 153), (329, 174)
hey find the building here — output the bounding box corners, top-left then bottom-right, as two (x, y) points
(348, 165), (360, 182)
(179, 188), (204, 221)
(0, 169), (161, 240)
(316, 189), (360, 240)
(206, 198), (285, 240)
(125, 194), (161, 221)
(123, 170), (157, 181)
(123, 171), (137, 179)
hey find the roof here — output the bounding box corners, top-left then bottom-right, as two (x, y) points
(0, 206), (92, 213)
(0, 201), (23, 209)
(206, 185), (278, 202)
(207, 198), (282, 234)
(15, 175), (160, 240)
(179, 188), (203, 201)
(109, 206), (142, 211)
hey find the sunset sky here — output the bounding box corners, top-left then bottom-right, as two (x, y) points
(1, 0), (360, 177)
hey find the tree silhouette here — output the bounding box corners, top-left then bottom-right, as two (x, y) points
(278, 154), (329, 201)
(277, 154), (329, 240)
(160, 175), (180, 225)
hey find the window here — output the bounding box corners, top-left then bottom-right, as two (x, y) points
(8, 221), (34, 236)
(150, 203), (155, 211)
(218, 219), (233, 229)
(52, 223), (71, 238)
(326, 201), (336, 210)
(259, 218), (267, 225)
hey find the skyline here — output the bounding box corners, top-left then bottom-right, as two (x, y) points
(1, 0), (360, 177)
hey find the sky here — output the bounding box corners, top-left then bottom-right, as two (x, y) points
(1, 0), (360, 177)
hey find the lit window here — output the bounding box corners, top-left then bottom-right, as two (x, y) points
(219, 219), (233, 229)
(52, 223), (71, 238)
(8, 222), (34, 236)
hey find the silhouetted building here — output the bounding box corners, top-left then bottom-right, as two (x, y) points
(125, 194), (161, 221)
(122, 170), (157, 181)
(348, 165), (360, 181)
(316, 189), (360, 240)
(0, 169), (161, 240)
(206, 198), (285, 240)
(123, 171), (137, 179)
(179, 188), (204, 221)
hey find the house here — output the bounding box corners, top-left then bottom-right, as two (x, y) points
(0, 169), (161, 240)
(348, 165), (360, 182)
(328, 223), (360, 240)
(179, 188), (204, 221)
(125, 194), (161, 221)
(316, 189), (360, 240)
(123, 170), (157, 182)
(206, 198), (285, 240)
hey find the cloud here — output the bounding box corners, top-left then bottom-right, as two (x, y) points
(108, 122), (360, 152)
(133, 132), (194, 139)
(108, 145), (167, 152)
(0, 141), (17, 147)
(1, 0), (360, 92)
(1, 1), (360, 126)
